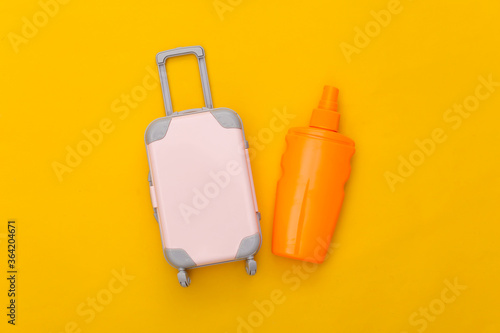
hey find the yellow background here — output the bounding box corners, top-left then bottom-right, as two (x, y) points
(1, 0), (500, 332)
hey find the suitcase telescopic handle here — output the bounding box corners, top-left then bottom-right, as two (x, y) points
(156, 46), (213, 116)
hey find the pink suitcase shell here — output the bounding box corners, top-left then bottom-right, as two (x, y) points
(145, 46), (261, 287)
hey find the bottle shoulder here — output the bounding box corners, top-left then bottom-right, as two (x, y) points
(288, 126), (355, 146)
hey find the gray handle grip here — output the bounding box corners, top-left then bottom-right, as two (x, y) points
(156, 46), (213, 116)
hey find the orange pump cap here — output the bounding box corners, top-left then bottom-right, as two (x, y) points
(310, 86), (340, 132)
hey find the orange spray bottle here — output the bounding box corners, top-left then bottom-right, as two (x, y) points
(272, 86), (355, 263)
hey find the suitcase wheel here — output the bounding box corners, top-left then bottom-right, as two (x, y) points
(245, 258), (257, 276)
(177, 269), (191, 287)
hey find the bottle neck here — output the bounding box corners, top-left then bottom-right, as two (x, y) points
(310, 107), (340, 132)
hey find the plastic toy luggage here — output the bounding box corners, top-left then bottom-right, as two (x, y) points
(145, 46), (262, 287)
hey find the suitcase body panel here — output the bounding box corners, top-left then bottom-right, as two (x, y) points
(146, 108), (261, 268)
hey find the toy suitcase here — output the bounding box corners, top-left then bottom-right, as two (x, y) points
(145, 46), (262, 287)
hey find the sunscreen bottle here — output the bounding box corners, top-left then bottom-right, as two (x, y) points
(272, 86), (355, 263)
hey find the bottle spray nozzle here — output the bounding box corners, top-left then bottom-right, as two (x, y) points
(310, 85), (341, 132)
(318, 86), (339, 111)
